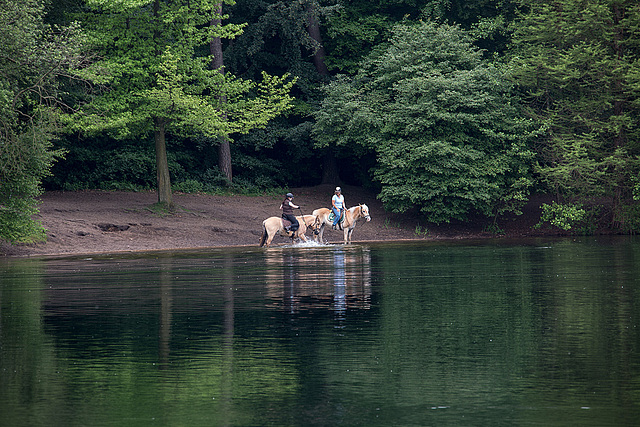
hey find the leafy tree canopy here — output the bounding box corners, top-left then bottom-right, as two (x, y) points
(315, 20), (539, 223)
(324, 0), (519, 75)
(73, 0), (295, 139)
(509, 0), (640, 219)
(66, 0), (296, 205)
(0, 0), (82, 242)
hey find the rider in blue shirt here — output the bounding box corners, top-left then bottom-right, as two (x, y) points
(331, 187), (345, 230)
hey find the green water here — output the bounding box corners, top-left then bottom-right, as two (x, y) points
(1, 237), (639, 426)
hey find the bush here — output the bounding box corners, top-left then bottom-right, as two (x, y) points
(535, 202), (586, 231)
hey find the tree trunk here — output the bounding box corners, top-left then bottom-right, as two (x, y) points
(612, 4), (626, 150)
(152, 0), (173, 204)
(306, 2), (337, 184)
(154, 118), (173, 206)
(611, 3), (626, 225)
(218, 136), (232, 183)
(321, 151), (340, 185)
(306, 2), (329, 76)
(211, 2), (232, 183)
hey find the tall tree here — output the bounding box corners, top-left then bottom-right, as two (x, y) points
(224, 0), (340, 185)
(0, 0), (83, 242)
(210, 1), (233, 182)
(509, 0), (640, 227)
(74, 0), (295, 205)
(305, 1), (339, 184)
(314, 21), (538, 224)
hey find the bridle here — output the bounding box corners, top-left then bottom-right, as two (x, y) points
(356, 204), (371, 222)
(343, 204), (371, 226)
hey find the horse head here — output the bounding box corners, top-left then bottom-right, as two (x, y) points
(310, 215), (321, 235)
(360, 204), (371, 222)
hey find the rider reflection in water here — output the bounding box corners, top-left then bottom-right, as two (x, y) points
(333, 249), (347, 325)
(280, 192), (299, 234)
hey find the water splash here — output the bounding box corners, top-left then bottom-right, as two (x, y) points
(287, 240), (326, 248)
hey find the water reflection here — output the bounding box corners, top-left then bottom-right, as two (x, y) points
(263, 246), (371, 320)
(1, 239), (640, 426)
(334, 249), (346, 322)
(159, 257), (172, 370)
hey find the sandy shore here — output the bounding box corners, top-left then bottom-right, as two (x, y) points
(1, 185), (549, 257)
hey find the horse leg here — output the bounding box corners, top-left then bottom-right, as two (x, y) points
(265, 229), (276, 247)
(315, 223), (325, 243)
(343, 226), (355, 244)
(259, 223), (267, 247)
(322, 221), (330, 243)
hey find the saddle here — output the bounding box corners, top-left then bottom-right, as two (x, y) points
(281, 217), (296, 236)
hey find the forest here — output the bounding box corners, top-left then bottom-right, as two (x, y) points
(1, 0), (640, 243)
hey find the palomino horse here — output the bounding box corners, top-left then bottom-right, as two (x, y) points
(312, 204), (371, 244)
(259, 214), (317, 247)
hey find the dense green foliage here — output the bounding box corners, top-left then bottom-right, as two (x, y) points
(0, 0), (80, 242)
(315, 22), (537, 223)
(3, 0), (640, 242)
(323, 0), (517, 74)
(71, 0), (295, 205)
(509, 0), (640, 226)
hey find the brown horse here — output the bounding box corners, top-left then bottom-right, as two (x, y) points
(312, 204), (371, 244)
(259, 214), (318, 247)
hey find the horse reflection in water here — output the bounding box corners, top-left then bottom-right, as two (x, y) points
(263, 247), (372, 317)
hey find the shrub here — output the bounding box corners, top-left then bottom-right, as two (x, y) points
(535, 202), (586, 231)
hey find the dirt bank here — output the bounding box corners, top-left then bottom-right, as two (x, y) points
(2, 184), (553, 257)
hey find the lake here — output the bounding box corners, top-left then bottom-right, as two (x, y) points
(1, 237), (639, 426)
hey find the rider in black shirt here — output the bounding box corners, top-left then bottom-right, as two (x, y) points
(280, 192), (299, 233)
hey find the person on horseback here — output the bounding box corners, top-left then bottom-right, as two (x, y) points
(280, 192), (300, 234)
(331, 187), (345, 230)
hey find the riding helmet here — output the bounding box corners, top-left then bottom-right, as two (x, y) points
(286, 192), (294, 198)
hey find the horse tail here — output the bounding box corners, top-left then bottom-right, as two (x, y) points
(259, 221), (267, 247)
